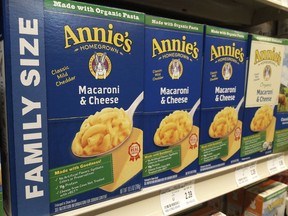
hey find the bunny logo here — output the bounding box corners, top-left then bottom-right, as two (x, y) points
(168, 59), (183, 79)
(263, 65), (271, 81)
(249, 200), (256, 210)
(89, 52), (112, 79)
(222, 62), (232, 80)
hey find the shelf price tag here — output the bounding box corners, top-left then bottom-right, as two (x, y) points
(235, 163), (259, 187)
(267, 154), (287, 175)
(160, 181), (197, 215)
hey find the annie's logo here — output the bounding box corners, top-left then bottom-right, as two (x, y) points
(152, 36), (199, 59)
(64, 24), (132, 53)
(210, 43), (244, 62)
(89, 52), (112, 79)
(254, 48), (281, 65)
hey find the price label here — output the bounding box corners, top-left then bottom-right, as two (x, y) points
(235, 163), (259, 187)
(267, 154), (287, 175)
(160, 181), (197, 215)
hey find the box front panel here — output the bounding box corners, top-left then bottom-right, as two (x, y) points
(241, 36), (284, 161)
(143, 16), (203, 186)
(44, 1), (144, 213)
(199, 26), (248, 172)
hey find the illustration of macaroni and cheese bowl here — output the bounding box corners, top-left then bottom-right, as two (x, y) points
(71, 107), (132, 157)
(209, 107), (237, 138)
(250, 105), (273, 132)
(154, 110), (192, 146)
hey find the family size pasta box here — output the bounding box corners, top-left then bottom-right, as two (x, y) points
(241, 35), (284, 161)
(143, 15), (203, 187)
(274, 39), (288, 153)
(0, 0), (144, 215)
(199, 26), (248, 172)
(243, 179), (287, 216)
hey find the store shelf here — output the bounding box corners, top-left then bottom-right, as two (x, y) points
(258, 0), (288, 10)
(55, 152), (288, 216)
(92, 0), (288, 27)
(2, 1), (288, 216)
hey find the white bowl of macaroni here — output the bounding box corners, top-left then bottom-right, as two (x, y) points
(71, 107), (133, 157)
(154, 99), (201, 146)
(71, 92), (144, 157)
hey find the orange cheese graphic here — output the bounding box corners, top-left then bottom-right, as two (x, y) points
(101, 128), (143, 192)
(171, 126), (199, 173)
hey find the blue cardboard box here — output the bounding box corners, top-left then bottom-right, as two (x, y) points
(199, 26), (248, 172)
(1, 0), (144, 215)
(241, 35), (284, 161)
(143, 15), (203, 187)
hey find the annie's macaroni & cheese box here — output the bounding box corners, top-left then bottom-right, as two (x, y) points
(243, 179), (287, 216)
(241, 35), (284, 161)
(199, 26), (248, 172)
(274, 39), (288, 153)
(0, 0), (144, 215)
(143, 15), (203, 187)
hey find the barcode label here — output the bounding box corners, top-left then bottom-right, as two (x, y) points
(160, 181), (197, 215)
(164, 201), (180, 210)
(144, 175), (177, 186)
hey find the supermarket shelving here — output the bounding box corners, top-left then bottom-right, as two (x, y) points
(92, 0), (288, 27)
(3, 0), (288, 215)
(56, 152), (288, 216)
